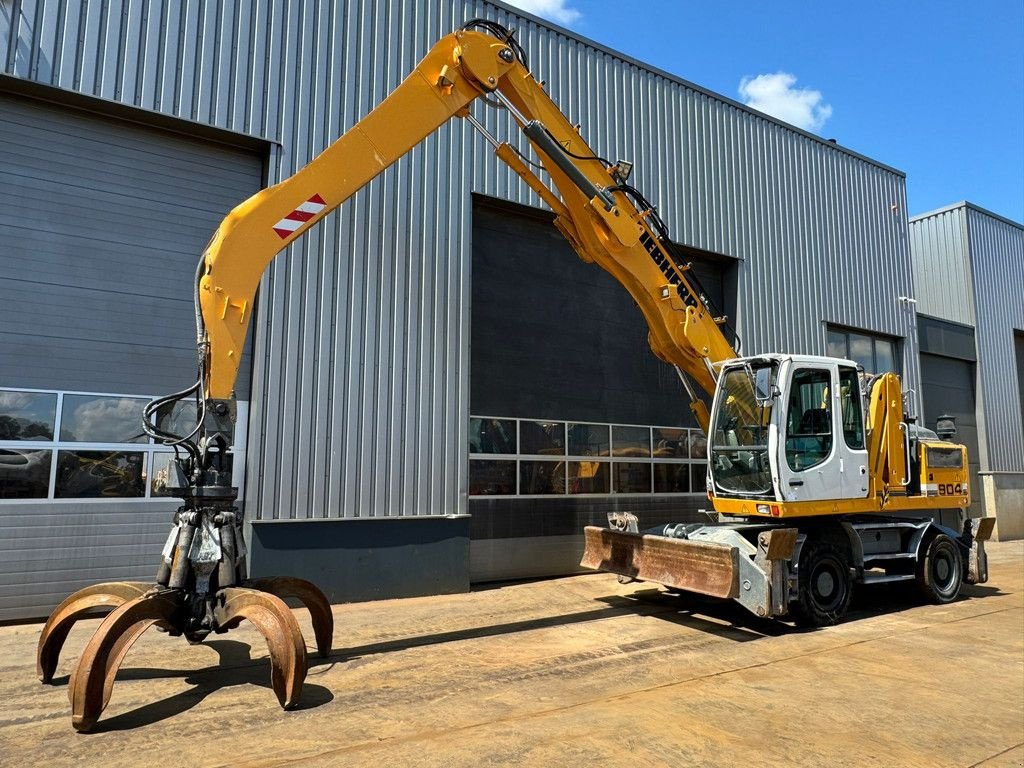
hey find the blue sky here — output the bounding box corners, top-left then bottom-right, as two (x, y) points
(499, 1), (1024, 221)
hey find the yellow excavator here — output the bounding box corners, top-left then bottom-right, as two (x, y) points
(39, 20), (992, 731)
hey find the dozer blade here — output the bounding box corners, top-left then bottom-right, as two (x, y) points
(581, 526), (739, 599)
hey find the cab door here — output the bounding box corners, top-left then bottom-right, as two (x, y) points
(778, 364), (844, 502)
(835, 365), (869, 499)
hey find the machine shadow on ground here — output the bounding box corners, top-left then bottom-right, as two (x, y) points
(604, 580), (1006, 639)
(47, 639), (334, 733)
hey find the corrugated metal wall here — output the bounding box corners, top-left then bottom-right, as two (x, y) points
(909, 205), (975, 327)
(910, 203), (1024, 473)
(966, 206), (1024, 472)
(2, 0), (918, 522)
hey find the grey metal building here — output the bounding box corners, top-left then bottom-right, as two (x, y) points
(2, 0), (922, 620)
(910, 202), (1024, 540)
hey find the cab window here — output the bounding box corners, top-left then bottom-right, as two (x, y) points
(786, 368), (833, 471)
(838, 367), (865, 450)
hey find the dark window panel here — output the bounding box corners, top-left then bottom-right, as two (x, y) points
(568, 423), (610, 456)
(613, 462), (651, 493)
(568, 460), (609, 493)
(469, 418), (516, 455)
(520, 422), (566, 456)
(611, 425), (651, 457)
(654, 462), (690, 493)
(653, 427), (689, 458)
(520, 460), (564, 494)
(0, 449), (52, 498)
(55, 450), (146, 498)
(469, 459), (516, 495)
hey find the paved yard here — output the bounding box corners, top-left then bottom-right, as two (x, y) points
(1, 541), (1022, 767)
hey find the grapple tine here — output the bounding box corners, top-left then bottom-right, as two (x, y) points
(213, 587), (307, 709)
(245, 577), (334, 657)
(69, 590), (182, 732)
(37, 581), (152, 684)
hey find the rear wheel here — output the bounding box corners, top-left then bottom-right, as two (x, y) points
(791, 539), (853, 627)
(916, 534), (964, 604)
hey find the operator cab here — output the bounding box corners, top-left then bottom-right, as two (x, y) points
(708, 354), (869, 504)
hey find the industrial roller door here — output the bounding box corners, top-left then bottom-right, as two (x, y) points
(0, 92), (263, 620)
(920, 353), (981, 514)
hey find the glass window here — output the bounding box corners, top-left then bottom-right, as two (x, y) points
(826, 329), (847, 359)
(653, 427), (688, 458)
(0, 448), (52, 498)
(710, 365), (774, 495)
(569, 461), (609, 493)
(469, 418), (516, 455)
(874, 339), (897, 374)
(568, 423), (610, 456)
(469, 459), (516, 495)
(848, 333), (873, 371)
(689, 432), (708, 459)
(786, 369), (833, 471)
(520, 460), (564, 494)
(654, 462), (690, 493)
(691, 463), (707, 494)
(519, 422), (565, 456)
(612, 425), (650, 457)
(838, 367), (865, 450)
(613, 462), (651, 493)
(0, 391), (57, 441)
(60, 395), (148, 443)
(55, 450), (146, 498)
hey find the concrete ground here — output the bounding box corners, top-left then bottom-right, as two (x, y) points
(1, 542), (1022, 768)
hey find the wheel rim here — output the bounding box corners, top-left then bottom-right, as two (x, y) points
(931, 546), (960, 596)
(810, 557), (845, 612)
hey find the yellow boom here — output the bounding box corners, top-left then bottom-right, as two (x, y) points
(197, 25), (736, 431)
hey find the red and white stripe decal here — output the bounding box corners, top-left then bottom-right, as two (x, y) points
(272, 193), (327, 239)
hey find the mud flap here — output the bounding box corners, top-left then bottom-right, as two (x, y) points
(966, 517), (996, 585)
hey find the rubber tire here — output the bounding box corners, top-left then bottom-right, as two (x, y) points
(916, 533), (964, 604)
(791, 538), (853, 627)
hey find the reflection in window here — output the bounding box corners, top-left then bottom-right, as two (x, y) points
(0, 449), (52, 498)
(838, 367), (865, 450)
(0, 391), (57, 441)
(60, 395), (148, 443)
(654, 463), (690, 493)
(520, 422), (565, 456)
(689, 433), (707, 459)
(613, 462), (651, 493)
(469, 460), (516, 495)
(653, 428), (688, 458)
(611, 425), (650, 457)
(568, 423), (610, 456)
(786, 369), (833, 471)
(469, 418), (516, 454)
(55, 450), (146, 498)
(569, 461), (609, 493)
(827, 326), (900, 374)
(520, 460), (564, 494)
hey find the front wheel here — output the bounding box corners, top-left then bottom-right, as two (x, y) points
(791, 539), (853, 627)
(916, 534), (964, 604)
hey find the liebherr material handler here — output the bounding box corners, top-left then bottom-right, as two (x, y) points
(39, 21), (993, 731)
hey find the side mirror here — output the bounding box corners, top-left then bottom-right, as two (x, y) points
(754, 366), (775, 403)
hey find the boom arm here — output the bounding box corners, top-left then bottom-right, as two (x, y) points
(196, 23), (736, 432)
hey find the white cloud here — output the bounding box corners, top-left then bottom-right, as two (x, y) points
(738, 72), (833, 133)
(501, 0), (582, 26)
